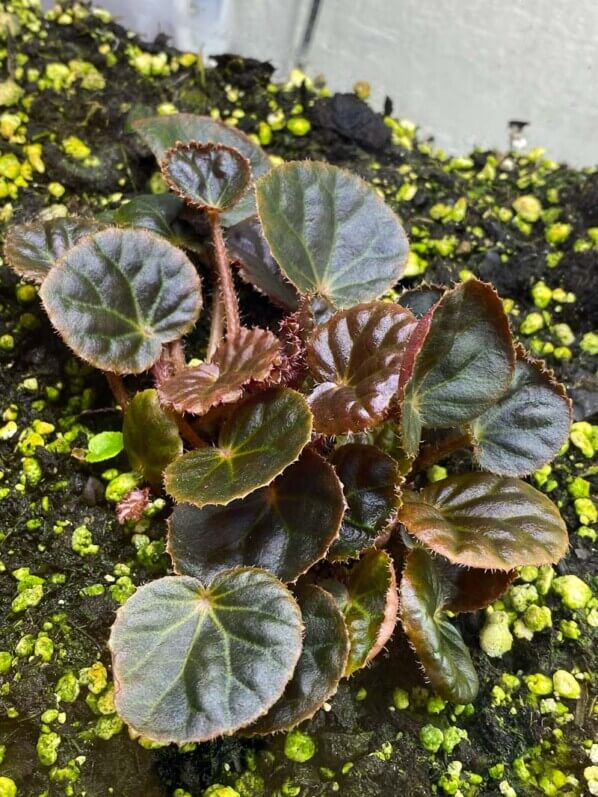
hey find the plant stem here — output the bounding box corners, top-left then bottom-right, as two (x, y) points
(105, 372), (129, 410)
(208, 209), (240, 338)
(409, 430), (472, 474)
(168, 340), (186, 373)
(206, 289), (225, 363)
(175, 416), (208, 449)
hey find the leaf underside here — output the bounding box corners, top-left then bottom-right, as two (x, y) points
(109, 569), (303, 743)
(400, 547), (479, 703)
(307, 302), (417, 435)
(164, 388), (313, 508)
(399, 474), (568, 570)
(256, 160), (409, 308)
(168, 449), (344, 583)
(158, 327), (281, 415)
(244, 584), (349, 735)
(226, 216), (299, 310)
(325, 549), (398, 676)
(398, 284), (445, 318)
(40, 228), (202, 374)
(471, 347), (571, 476)
(123, 389), (182, 486)
(328, 443), (399, 561)
(133, 113), (271, 225)
(4, 217), (104, 282)
(161, 141), (251, 211)
(400, 279), (515, 457)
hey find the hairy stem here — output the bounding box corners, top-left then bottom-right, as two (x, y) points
(208, 209), (240, 337)
(206, 288), (225, 363)
(168, 340), (186, 373)
(409, 430), (472, 474)
(105, 372), (129, 410)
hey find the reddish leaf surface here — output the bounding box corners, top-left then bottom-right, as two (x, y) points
(159, 327), (281, 415)
(306, 302), (417, 435)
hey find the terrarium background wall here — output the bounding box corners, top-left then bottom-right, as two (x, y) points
(43, 0), (598, 166)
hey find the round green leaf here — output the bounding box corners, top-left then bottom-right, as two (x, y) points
(328, 444), (399, 561)
(399, 474), (569, 570)
(400, 547), (479, 704)
(400, 279), (514, 457)
(168, 449), (344, 582)
(39, 228), (202, 374)
(133, 113), (271, 225)
(85, 431), (124, 463)
(307, 302), (417, 435)
(164, 388), (313, 508)
(4, 217), (103, 283)
(159, 327), (281, 415)
(471, 348), (571, 476)
(244, 585), (349, 735)
(123, 389), (183, 486)
(226, 216), (299, 310)
(109, 569), (303, 743)
(161, 142), (250, 211)
(255, 161), (409, 308)
(325, 549), (398, 676)
(108, 193), (184, 237)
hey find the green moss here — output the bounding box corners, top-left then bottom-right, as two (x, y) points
(0, 777), (17, 797)
(36, 730), (61, 766)
(284, 730), (316, 763)
(553, 575), (592, 609)
(419, 724), (444, 753)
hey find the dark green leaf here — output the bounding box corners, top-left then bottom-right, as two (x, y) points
(107, 193), (184, 237)
(40, 228), (202, 374)
(161, 142), (250, 211)
(399, 474), (568, 570)
(256, 161), (409, 308)
(226, 216), (299, 310)
(400, 279), (514, 457)
(471, 347), (571, 476)
(159, 327), (281, 415)
(307, 302), (417, 434)
(123, 389), (182, 486)
(164, 388), (313, 507)
(85, 431), (124, 463)
(325, 550), (398, 676)
(4, 217), (103, 282)
(109, 568), (303, 743)
(168, 449), (344, 582)
(400, 547), (479, 703)
(328, 444), (399, 560)
(133, 113), (270, 225)
(398, 284), (444, 317)
(244, 585), (349, 734)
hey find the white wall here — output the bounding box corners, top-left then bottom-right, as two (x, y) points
(45, 0), (598, 166)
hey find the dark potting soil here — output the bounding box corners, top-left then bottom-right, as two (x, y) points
(0, 3), (596, 796)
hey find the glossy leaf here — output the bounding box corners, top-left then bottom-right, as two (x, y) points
(164, 388), (313, 507)
(400, 279), (514, 457)
(400, 547), (479, 703)
(399, 474), (568, 570)
(442, 562), (515, 614)
(159, 327), (281, 415)
(168, 449), (344, 582)
(4, 217), (103, 282)
(245, 585), (349, 734)
(107, 193), (184, 237)
(256, 161), (409, 308)
(133, 113), (271, 225)
(226, 216), (299, 309)
(40, 228), (202, 374)
(471, 348), (571, 476)
(398, 284), (444, 317)
(85, 431), (124, 463)
(328, 444), (399, 560)
(162, 142), (250, 211)
(123, 389), (182, 486)
(109, 569), (303, 743)
(326, 550), (398, 676)
(307, 302), (417, 434)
